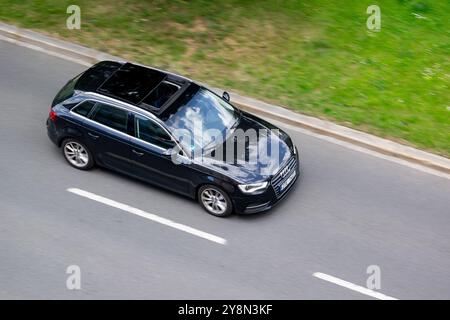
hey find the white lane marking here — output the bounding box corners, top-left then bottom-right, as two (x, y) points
(67, 188), (227, 245)
(313, 272), (398, 300)
(2, 36), (448, 180)
(274, 120), (450, 181)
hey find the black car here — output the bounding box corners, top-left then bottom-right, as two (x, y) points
(47, 61), (299, 217)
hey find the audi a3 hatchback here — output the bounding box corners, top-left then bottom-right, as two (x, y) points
(47, 61), (299, 217)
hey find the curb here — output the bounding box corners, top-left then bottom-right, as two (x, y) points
(1, 21), (449, 175)
(229, 96), (450, 175)
(0, 22), (121, 63)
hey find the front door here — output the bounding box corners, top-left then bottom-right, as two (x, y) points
(128, 113), (192, 196)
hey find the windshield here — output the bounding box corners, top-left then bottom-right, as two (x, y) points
(164, 86), (239, 154)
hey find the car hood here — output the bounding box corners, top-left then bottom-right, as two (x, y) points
(196, 112), (294, 184)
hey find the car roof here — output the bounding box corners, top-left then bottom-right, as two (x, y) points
(75, 61), (194, 117)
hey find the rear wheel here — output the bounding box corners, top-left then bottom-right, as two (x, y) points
(198, 185), (233, 217)
(62, 138), (94, 170)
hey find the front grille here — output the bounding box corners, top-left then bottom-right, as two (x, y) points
(271, 156), (297, 198)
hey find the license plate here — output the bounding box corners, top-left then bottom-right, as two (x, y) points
(280, 171), (296, 191)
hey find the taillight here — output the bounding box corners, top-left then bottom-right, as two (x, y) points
(49, 109), (57, 122)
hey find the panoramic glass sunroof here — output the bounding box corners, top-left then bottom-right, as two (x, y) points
(140, 81), (180, 110)
(76, 61), (122, 92)
(97, 63), (166, 104)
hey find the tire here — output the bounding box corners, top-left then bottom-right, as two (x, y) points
(62, 138), (94, 170)
(198, 184), (233, 217)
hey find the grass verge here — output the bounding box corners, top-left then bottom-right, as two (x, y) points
(1, 0), (449, 156)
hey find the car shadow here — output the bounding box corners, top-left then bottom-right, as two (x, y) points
(50, 137), (304, 221)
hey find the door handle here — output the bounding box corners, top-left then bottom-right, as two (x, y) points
(132, 149), (144, 157)
(88, 132), (99, 139)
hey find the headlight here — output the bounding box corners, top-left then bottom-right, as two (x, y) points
(238, 181), (269, 194)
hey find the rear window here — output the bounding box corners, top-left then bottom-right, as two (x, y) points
(72, 100), (96, 117)
(91, 103), (128, 133)
(52, 74), (81, 107)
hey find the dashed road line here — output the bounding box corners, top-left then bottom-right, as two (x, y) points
(67, 188), (227, 245)
(313, 272), (398, 300)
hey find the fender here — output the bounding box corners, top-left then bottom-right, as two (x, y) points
(57, 126), (84, 146)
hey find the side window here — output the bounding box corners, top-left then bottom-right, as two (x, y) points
(134, 115), (175, 149)
(91, 103), (128, 133)
(72, 100), (96, 117)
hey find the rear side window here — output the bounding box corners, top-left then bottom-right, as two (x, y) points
(72, 100), (96, 117)
(91, 103), (128, 133)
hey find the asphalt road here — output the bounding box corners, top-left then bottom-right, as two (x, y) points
(1, 39), (450, 299)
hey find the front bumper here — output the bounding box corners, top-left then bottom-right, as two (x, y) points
(233, 153), (300, 214)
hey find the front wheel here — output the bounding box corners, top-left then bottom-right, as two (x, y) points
(198, 185), (233, 217)
(62, 138), (94, 170)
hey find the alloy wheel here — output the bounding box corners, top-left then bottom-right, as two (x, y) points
(64, 141), (90, 168)
(201, 188), (228, 215)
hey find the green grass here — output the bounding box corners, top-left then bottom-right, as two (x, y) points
(1, 0), (449, 156)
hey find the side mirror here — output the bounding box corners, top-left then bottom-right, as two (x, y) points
(222, 91), (230, 102)
(163, 148), (191, 165)
(163, 148), (174, 156)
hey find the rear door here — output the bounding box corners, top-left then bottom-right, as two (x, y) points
(81, 102), (132, 173)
